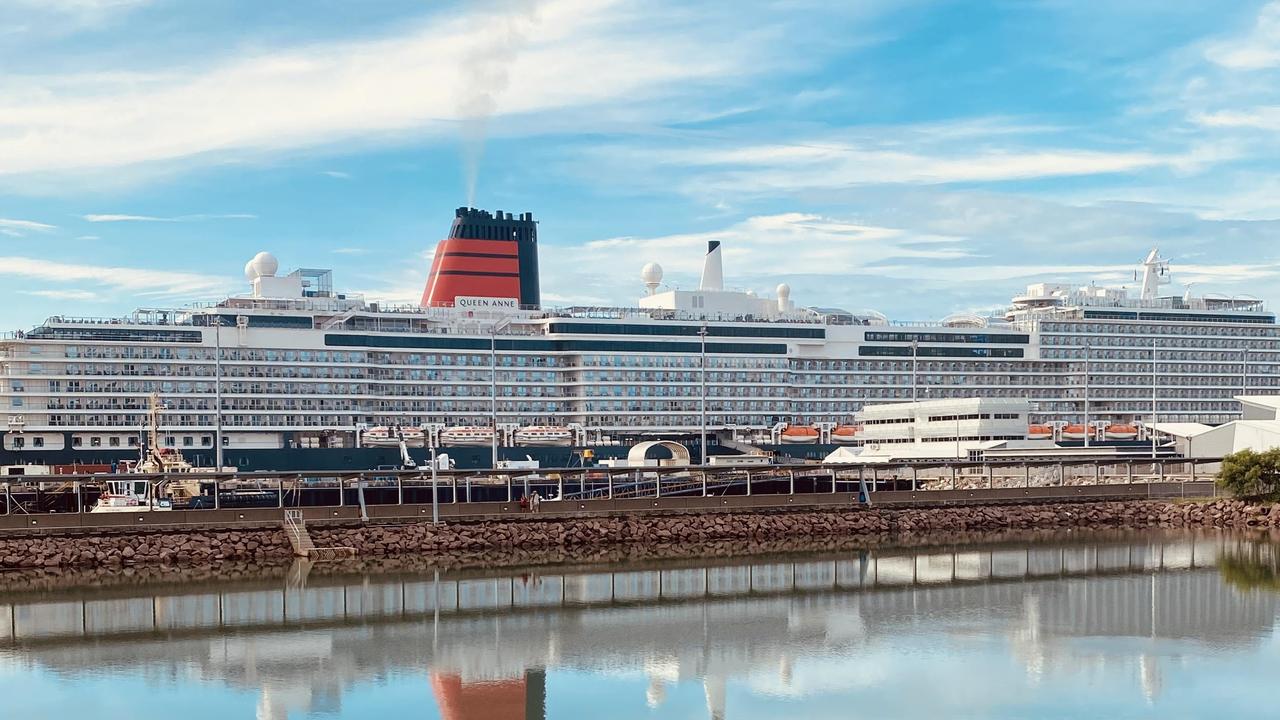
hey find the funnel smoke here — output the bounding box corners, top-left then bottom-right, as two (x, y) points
(457, 0), (539, 207)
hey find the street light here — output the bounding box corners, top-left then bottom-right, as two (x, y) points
(490, 316), (512, 470)
(910, 339), (918, 402)
(1151, 339), (1158, 459)
(699, 324), (708, 466)
(1083, 343), (1090, 448)
(212, 314), (224, 470)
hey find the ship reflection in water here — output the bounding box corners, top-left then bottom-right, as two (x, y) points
(0, 533), (1278, 719)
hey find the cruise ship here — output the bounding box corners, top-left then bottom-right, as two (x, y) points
(1, 207), (1276, 470)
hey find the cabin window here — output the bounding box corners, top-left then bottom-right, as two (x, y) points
(183, 436), (194, 447)
(202, 437), (212, 446)
(11, 437), (23, 448)
(165, 437), (176, 446)
(72, 436), (83, 447)
(33, 437), (43, 448)
(90, 437), (101, 447)
(109, 437), (120, 447)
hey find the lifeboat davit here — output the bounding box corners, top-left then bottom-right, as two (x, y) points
(1060, 424), (1089, 441)
(1027, 424), (1053, 441)
(514, 425), (573, 447)
(440, 426), (495, 447)
(1105, 423), (1139, 440)
(780, 425), (820, 444)
(831, 425), (861, 444)
(361, 426), (425, 448)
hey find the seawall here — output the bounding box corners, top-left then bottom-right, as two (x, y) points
(0, 499), (1275, 570)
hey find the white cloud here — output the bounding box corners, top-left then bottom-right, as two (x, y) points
(0, 255), (232, 298)
(74, 234), (99, 240)
(82, 213), (256, 222)
(0, 217), (56, 235)
(650, 141), (1192, 194)
(0, 0), (752, 178)
(1194, 107), (1280, 130)
(1205, 1), (1280, 69)
(322, 170), (352, 180)
(20, 288), (100, 301)
(331, 247), (367, 255)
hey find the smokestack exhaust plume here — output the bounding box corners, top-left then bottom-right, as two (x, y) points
(699, 240), (723, 291)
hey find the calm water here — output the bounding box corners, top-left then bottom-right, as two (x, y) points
(1, 532), (1279, 719)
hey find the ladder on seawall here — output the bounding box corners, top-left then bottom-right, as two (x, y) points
(283, 509), (356, 560)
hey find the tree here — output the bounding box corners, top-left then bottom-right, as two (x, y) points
(1218, 448), (1280, 500)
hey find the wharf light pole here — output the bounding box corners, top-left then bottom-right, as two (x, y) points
(910, 339), (919, 402)
(699, 324), (708, 466)
(1151, 339), (1158, 459)
(1242, 346), (1250, 402)
(490, 317), (511, 470)
(213, 315), (224, 470)
(1083, 344), (1090, 448)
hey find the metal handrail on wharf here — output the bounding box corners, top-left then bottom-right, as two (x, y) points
(0, 457), (1224, 519)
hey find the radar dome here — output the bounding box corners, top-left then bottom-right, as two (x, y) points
(244, 251), (279, 281)
(641, 262), (664, 285)
(776, 283), (791, 298)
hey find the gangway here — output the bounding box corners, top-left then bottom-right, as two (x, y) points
(282, 509), (356, 560)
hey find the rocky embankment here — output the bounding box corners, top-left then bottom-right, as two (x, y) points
(0, 499), (1276, 569)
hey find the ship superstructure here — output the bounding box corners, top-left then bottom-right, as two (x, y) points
(1, 208), (1277, 468)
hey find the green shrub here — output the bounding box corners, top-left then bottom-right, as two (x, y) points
(1218, 448), (1280, 500)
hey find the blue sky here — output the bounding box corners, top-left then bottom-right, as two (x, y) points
(3, 0), (1280, 328)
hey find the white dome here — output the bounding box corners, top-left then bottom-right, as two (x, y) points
(641, 262), (664, 285)
(245, 251), (278, 280)
(776, 283), (791, 298)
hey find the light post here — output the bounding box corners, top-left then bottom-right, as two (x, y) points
(910, 339), (918, 402)
(1151, 339), (1158, 459)
(1242, 346), (1250, 402)
(1083, 343), (1090, 448)
(212, 315), (224, 470)
(699, 324), (708, 466)
(490, 317), (511, 470)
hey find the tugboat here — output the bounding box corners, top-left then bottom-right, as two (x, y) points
(90, 393), (207, 512)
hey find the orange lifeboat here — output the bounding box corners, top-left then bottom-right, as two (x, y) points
(1060, 423), (1089, 441)
(1027, 424), (1053, 440)
(1105, 423), (1139, 440)
(780, 425), (820, 444)
(831, 425), (861, 444)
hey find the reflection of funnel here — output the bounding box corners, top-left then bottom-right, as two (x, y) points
(431, 670), (545, 720)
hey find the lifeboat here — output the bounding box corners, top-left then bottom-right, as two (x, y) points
(1027, 424), (1053, 441)
(831, 425), (861, 444)
(1060, 424), (1089, 441)
(780, 425), (820, 444)
(361, 426), (425, 448)
(440, 426), (495, 447)
(514, 425), (573, 447)
(1104, 423), (1139, 440)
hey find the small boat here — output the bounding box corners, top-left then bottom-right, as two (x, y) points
(441, 426), (495, 446)
(1060, 423), (1089, 441)
(1027, 424), (1053, 440)
(831, 425), (861, 444)
(780, 425), (820, 444)
(1104, 423), (1139, 440)
(91, 477), (172, 513)
(514, 425), (573, 446)
(362, 426), (426, 448)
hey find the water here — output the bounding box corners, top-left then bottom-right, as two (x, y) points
(1, 531), (1278, 719)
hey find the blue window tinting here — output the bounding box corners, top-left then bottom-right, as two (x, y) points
(547, 322), (824, 339)
(864, 331), (1029, 344)
(325, 334), (787, 354)
(859, 346), (1024, 358)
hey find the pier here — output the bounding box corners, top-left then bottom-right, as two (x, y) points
(0, 456), (1223, 532)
